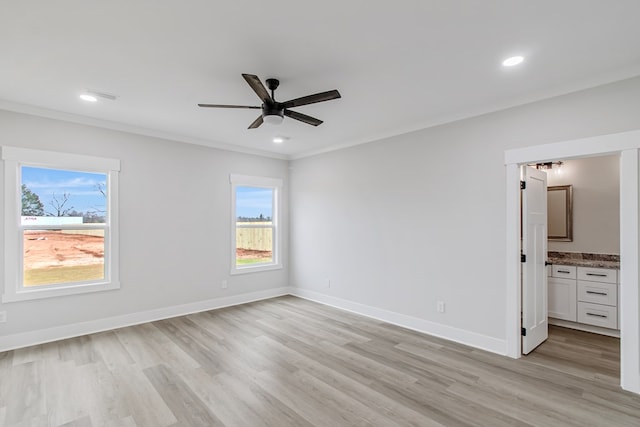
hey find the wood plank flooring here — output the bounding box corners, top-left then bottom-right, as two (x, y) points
(1, 296), (639, 426)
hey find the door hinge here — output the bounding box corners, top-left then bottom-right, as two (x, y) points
(520, 180), (526, 190)
(521, 254), (526, 262)
(521, 327), (527, 336)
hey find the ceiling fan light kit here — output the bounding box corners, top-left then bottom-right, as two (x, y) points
(264, 114), (284, 125)
(198, 74), (341, 129)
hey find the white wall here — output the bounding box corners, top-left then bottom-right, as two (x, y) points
(547, 155), (620, 254)
(289, 75), (640, 348)
(2, 75), (640, 354)
(0, 110), (289, 344)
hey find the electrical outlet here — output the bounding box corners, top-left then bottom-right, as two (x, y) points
(221, 280), (228, 289)
(0, 311), (6, 323)
(436, 301), (445, 313)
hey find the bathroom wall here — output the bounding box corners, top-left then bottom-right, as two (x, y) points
(547, 154), (620, 254)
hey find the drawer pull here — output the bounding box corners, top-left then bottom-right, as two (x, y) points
(586, 291), (608, 296)
(586, 312), (608, 318)
(557, 270), (571, 274)
(586, 273), (608, 277)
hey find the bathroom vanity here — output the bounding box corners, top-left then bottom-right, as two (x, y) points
(547, 252), (620, 337)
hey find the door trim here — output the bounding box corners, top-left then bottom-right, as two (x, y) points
(504, 128), (640, 394)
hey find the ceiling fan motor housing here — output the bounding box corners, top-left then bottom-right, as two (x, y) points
(263, 78), (284, 124)
(262, 102), (284, 124)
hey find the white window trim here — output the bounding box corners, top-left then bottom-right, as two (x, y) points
(230, 173), (283, 275)
(2, 146), (120, 302)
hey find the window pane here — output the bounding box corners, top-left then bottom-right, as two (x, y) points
(21, 166), (108, 224)
(236, 227), (273, 265)
(235, 186), (274, 266)
(236, 186), (273, 223)
(23, 229), (105, 287)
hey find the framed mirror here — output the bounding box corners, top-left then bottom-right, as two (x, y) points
(548, 185), (573, 241)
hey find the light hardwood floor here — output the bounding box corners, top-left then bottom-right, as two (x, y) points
(1, 296), (638, 426)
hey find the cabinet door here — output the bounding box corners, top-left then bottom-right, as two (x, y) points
(548, 277), (577, 321)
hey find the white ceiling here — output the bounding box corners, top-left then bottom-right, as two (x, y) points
(2, 1), (640, 159)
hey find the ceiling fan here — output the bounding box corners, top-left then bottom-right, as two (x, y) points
(198, 74), (341, 129)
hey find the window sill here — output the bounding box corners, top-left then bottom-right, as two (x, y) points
(2, 281), (120, 303)
(230, 263), (283, 276)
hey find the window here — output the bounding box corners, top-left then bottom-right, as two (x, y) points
(2, 147), (120, 302)
(230, 174), (282, 274)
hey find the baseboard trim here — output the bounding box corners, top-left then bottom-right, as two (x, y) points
(1, 286), (507, 355)
(0, 287), (292, 352)
(290, 288), (507, 355)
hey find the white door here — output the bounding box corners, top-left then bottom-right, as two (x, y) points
(522, 166), (548, 354)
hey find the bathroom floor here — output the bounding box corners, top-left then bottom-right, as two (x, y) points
(525, 324), (620, 380)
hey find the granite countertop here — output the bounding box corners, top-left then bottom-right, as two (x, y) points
(547, 251), (620, 270)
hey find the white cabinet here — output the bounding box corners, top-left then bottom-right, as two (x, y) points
(548, 265), (619, 331)
(577, 267), (617, 284)
(577, 302), (617, 329)
(551, 265), (577, 280)
(577, 281), (617, 306)
(577, 267), (618, 329)
(548, 266), (577, 321)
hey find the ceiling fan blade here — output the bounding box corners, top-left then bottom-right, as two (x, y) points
(242, 74), (272, 104)
(248, 115), (264, 129)
(282, 90), (341, 109)
(198, 104), (261, 109)
(284, 109), (323, 126)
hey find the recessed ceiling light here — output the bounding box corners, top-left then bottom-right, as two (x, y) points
(273, 136), (285, 144)
(80, 90), (118, 102)
(502, 56), (524, 67)
(79, 94), (98, 102)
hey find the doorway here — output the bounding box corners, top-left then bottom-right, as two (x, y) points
(522, 155), (621, 356)
(504, 129), (640, 394)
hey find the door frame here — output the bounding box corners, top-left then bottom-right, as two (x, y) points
(505, 129), (640, 394)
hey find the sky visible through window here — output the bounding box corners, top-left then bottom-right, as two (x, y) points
(21, 166), (107, 216)
(236, 186), (273, 220)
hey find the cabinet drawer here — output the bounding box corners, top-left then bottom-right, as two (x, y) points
(577, 281), (617, 306)
(577, 302), (617, 329)
(577, 267), (617, 284)
(551, 265), (576, 279)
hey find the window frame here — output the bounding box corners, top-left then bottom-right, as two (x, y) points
(2, 146), (120, 302)
(230, 174), (282, 275)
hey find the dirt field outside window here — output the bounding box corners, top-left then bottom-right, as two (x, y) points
(23, 230), (104, 286)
